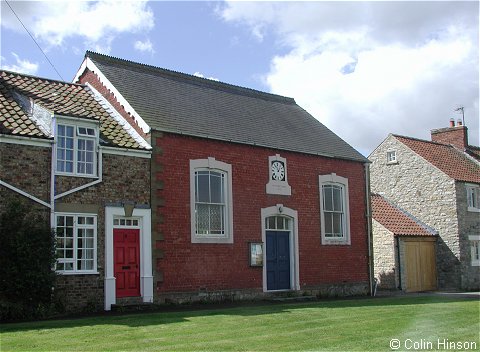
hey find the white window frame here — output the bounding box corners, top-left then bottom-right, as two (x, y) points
(190, 157), (233, 244)
(386, 150), (397, 164)
(469, 236), (480, 266)
(466, 184), (480, 212)
(319, 173), (351, 245)
(55, 213), (98, 274)
(56, 120), (99, 177)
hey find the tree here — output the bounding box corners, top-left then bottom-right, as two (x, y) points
(0, 198), (56, 320)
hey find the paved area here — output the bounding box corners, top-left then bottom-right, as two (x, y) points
(375, 290), (480, 299)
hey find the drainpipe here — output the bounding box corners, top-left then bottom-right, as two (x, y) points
(364, 163), (374, 296)
(50, 114), (56, 229)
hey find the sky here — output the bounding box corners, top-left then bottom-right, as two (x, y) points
(1, 0), (478, 156)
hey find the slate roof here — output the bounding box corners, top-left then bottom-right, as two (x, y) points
(84, 51), (368, 162)
(0, 70), (147, 149)
(394, 135), (480, 184)
(371, 194), (437, 236)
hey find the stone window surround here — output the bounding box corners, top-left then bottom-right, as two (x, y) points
(469, 235), (480, 266)
(466, 183), (480, 212)
(386, 150), (398, 164)
(319, 173), (351, 245)
(189, 157), (233, 244)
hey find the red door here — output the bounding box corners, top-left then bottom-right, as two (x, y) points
(114, 228), (140, 297)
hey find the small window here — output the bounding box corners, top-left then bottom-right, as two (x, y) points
(265, 216), (291, 231)
(470, 236), (480, 266)
(56, 214), (97, 273)
(387, 151), (397, 164)
(56, 122), (98, 177)
(466, 184), (480, 212)
(319, 174), (351, 245)
(190, 158), (233, 244)
(113, 218), (139, 227)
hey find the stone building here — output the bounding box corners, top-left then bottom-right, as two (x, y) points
(0, 70), (152, 312)
(369, 120), (480, 291)
(371, 193), (437, 291)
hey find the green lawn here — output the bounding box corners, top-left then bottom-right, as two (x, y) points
(1, 296), (479, 351)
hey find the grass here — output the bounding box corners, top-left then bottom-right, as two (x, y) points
(1, 296), (479, 351)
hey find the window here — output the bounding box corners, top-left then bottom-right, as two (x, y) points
(387, 151), (397, 164)
(113, 218), (140, 227)
(190, 158), (233, 243)
(470, 236), (480, 266)
(56, 214), (97, 273)
(319, 174), (351, 245)
(56, 123), (97, 176)
(265, 216), (291, 231)
(466, 184), (480, 212)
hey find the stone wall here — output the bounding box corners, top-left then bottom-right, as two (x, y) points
(369, 135), (461, 289)
(455, 182), (480, 290)
(0, 139), (151, 313)
(372, 220), (398, 290)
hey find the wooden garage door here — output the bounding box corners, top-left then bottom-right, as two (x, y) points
(404, 239), (437, 292)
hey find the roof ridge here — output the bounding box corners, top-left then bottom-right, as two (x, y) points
(372, 193), (438, 236)
(394, 133), (479, 149)
(85, 51), (297, 105)
(0, 69), (86, 88)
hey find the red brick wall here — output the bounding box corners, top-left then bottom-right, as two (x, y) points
(431, 126), (468, 149)
(155, 133), (369, 294)
(77, 69), (148, 139)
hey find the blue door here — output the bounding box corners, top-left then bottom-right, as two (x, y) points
(266, 231), (291, 290)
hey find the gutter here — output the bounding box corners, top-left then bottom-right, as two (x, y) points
(364, 162), (375, 296)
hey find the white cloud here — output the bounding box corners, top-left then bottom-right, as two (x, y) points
(1, 53), (39, 75)
(1, 0), (154, 49)
(134, 39), (154, 54)
(193, 72), (220, 81)
(219, 1), (479, 154)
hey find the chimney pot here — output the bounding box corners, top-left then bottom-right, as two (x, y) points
(457, 119), (463, 126)
(449, 119), (455, 127)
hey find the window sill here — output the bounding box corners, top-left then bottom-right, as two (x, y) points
(56, 271), (100, 275)
(321, 238), (350, 246)
(471, 262), (480, 267)
(192, 235), (233, 244)
(386, 161), (398, 165)
(467, 207), (480, 213)
(55, 172), (99, 179)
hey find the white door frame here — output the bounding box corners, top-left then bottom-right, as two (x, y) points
(104, 206), (153, 310)
(261, 204), (300, 292)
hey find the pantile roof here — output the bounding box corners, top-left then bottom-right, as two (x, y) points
(82, 51), (367, 162)
(394, 135), (480, 184)
(371, 194), (437, 236)
(0, 70), (148, 150)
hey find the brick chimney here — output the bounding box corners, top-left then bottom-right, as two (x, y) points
(431, 119), (468, 149)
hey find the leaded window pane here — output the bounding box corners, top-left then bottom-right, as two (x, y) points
(195, 170), (227, 235)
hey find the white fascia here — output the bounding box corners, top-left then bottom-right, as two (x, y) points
(73, 57), (150, 135)
(86, 83), (152, 150)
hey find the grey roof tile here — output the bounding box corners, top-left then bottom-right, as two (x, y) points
(86, 51), (367, 162)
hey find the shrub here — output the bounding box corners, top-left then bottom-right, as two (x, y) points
(0, 199), (56, 321)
